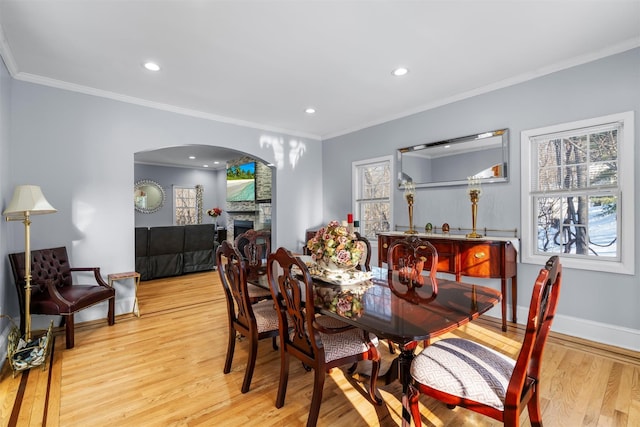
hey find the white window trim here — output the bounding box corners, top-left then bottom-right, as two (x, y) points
(352, 155), (394, 251)
(520, 111), (635, 274)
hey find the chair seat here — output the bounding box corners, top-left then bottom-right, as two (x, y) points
(315, 315), (379, 363)
(410, 338), (515, 411)
(252, 300), (279, 333)
(31, 284), (115, 315)
(248, 282), (272, 300)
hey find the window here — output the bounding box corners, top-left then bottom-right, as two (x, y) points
(174, 186), (197, 225)
(521, 111), (634, 274)
(352, 156), (393, 241)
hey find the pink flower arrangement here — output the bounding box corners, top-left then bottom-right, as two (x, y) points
(306, 220), (364, 268)
(207, 207), (223, 218)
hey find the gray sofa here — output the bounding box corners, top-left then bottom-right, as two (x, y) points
(135, 224), (219, 281)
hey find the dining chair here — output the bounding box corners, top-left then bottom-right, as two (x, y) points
(408, 255), (562, 427)
(216, 240), (279, 393)
(386, 235), (438, 292)
(266, 247), (381, 427)
(385, 235), (439, 352)
(354, 231), (371, 272)
(234, 229), (272, 303)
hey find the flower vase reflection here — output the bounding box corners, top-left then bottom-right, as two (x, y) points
(313, 284), (370, 319)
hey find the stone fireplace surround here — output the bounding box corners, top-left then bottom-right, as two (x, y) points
(225, 211), (267, 242)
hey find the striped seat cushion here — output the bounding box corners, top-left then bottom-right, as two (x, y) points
(410, 338), (515, 411)
(315, 315), (378, 363)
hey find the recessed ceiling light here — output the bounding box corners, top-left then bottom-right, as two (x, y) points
(214, 161), (220, 165)
(392, 67), (409, 77)
(188, 156), (196, 159)
(203, 164), (209, 168)
(143, 62), (161, 72)
(305, 107), (316, 114)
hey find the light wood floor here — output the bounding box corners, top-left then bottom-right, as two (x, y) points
(1, 270), (639, 426)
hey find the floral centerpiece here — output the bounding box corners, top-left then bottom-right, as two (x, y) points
(306, 220), (364, 272)
(207, 207), (223, 218)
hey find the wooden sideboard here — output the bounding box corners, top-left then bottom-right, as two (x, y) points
(378, 232), (518, 332)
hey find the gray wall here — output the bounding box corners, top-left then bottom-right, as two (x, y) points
(0, 56), (13, 356)
(134, 163), (226, 228)
(0, 69), (324, 343)
(323, 48), (640, 350)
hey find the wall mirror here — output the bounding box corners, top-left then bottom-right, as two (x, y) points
(134, 180), (166, 214)
(397, 129), (509, 188)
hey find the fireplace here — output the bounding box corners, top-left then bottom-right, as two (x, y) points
(233, 220), (254, 239)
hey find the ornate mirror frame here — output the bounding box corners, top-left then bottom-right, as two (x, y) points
(134, 180), (166, 214)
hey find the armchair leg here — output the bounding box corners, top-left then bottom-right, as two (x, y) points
(108, 297), (115, 325)
(65, 314), (75, 349)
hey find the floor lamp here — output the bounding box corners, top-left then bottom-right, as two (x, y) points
(3, 185), (57, 341)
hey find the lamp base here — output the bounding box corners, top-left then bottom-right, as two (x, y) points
(404, 229), (419, 235)
(7, 320), (53, 377)
(466, 232), (483, 238)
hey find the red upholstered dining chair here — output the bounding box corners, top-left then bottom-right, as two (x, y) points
(8, 246), (115, 349)
(408, 256), (562, 427)
(266, 247), (381, 427)
(216, 240), (279, 393)
(234, 229), (272, 303)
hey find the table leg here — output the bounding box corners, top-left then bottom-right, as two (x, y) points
(398, 342), (418, 427)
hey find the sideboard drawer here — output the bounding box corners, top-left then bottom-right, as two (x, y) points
(459, 242), (502, 278)
(429, 240), (456, 274)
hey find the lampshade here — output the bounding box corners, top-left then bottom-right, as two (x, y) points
(3, 185), (57, 217)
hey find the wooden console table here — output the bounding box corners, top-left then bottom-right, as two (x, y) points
(378, 232), (518, 331)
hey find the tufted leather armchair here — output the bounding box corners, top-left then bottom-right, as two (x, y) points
(9, 246), (115, 349)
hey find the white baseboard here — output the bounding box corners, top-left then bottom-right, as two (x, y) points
(515, 305), (640, 352)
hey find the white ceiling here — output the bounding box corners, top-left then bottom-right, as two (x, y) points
(1, 0), (639, 168)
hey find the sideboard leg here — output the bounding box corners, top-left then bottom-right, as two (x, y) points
(501, 278), (507, 332)
(511, 276), (517, 325)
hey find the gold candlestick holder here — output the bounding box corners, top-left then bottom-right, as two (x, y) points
(404, 180), (418, 234)
(466, 177), (483, 238)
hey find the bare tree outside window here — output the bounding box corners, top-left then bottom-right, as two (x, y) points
(532, 125), (620, 259)
(353, 157), (392, 241)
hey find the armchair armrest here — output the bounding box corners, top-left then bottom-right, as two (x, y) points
(33, 278), (74, 307)
(70, 267), (109, 287)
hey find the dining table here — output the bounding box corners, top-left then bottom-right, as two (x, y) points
(310, 266), (502, 427)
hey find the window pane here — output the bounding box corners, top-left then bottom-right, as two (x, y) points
(535, 194), (617, 258)
(359, 201), (391, 239)
(175, 187), (197, 225)
(359, 163), (390, 199)
(354, 157), (392, 242)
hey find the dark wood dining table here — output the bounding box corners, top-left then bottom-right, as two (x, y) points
(311, 267), (502, 427)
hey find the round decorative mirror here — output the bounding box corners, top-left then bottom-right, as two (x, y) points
(134, 180), (166, 214)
